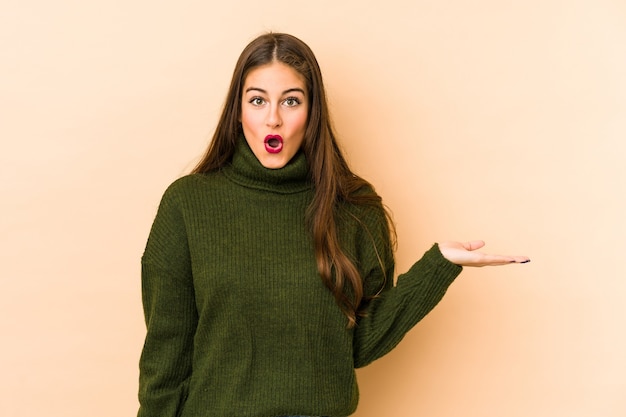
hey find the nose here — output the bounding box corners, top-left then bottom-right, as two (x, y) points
(265, 104), (282, 128)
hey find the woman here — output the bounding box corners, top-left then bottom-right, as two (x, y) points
(138, 32), (529, 417)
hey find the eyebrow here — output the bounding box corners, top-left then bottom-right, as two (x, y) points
(244, 87), (306, 95)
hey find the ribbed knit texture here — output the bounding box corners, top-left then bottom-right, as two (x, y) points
(138, 138), (463, 417)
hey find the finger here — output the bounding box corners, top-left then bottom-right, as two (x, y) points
(484, 254), (530, 266)
(477, 255), (517, 266)
(511, 256), (531, 264)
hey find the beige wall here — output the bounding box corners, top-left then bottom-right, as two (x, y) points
(1, 1), (625, 416)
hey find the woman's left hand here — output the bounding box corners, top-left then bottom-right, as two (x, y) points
(438, 240), (530, 267)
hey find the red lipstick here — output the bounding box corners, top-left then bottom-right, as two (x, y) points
(264, 135), (283, 154)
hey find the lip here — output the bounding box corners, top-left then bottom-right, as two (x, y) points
(264, 135), (283, 154)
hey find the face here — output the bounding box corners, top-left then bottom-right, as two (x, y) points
(240, 61), (309, 169)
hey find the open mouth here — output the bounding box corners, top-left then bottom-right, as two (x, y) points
(264, 135), (283, 154)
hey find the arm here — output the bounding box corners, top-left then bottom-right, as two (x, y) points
(138, 183), (198, 417)
(351, 209), (529, 368)
(353, 243), (462, 368)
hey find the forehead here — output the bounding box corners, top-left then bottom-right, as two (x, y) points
(243, 61), (306, 92)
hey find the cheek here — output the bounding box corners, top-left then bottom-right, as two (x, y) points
(240, 110), (258, 132)
(293, 110), (309, 132)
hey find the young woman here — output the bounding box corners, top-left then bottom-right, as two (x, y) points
(138, 32), (529, 417)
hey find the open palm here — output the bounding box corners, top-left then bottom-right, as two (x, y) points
(439, 240), (530, 267)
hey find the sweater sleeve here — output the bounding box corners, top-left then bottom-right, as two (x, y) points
(352, 209), (462, 368)
(138, 181), (198, 417)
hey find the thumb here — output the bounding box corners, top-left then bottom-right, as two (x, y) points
(463, 240), (486, 251)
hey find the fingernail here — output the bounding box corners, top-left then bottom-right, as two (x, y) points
(521, 259), (530, 264)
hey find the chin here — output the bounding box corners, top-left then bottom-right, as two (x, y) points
(259, 151), (296, 169)
(260, 159), (288, 169)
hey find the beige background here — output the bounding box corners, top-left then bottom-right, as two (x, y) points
(1, 0), (625, 416)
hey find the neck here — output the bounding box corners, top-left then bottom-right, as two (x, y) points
(221, 137), (312, 194)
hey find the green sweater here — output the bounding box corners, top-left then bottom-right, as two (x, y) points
(138, 139), (462, 417)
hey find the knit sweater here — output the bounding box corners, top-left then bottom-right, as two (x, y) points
(138, 138), (462, 417)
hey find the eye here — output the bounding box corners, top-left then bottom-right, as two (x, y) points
(249, 97), (265, 106)
(283, 97), (301, 107)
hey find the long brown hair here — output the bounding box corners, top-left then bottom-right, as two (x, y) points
(192, 33), (395, 326)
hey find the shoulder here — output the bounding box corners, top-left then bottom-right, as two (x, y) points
(149, 173), (224, 220)
(160, 172), (224, 201)
(338, 187), (390, 246)
(164, 173), (209, 192)
(342, 183), (386, 223)
(350, 182), (377, 198)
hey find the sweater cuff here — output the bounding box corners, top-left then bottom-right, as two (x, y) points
(430, 242), (464, 279)
(399, 243), (463, 289)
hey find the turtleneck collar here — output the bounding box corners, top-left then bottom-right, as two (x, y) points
(221, 137), (312, 194)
